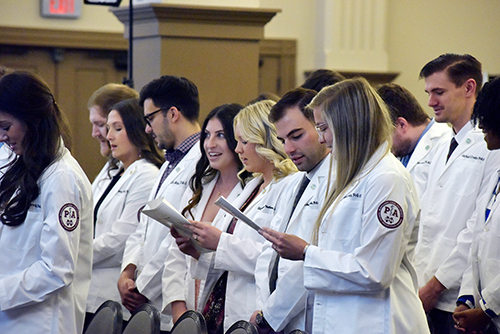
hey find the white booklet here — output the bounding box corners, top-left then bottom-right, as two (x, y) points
(141, 197), (210, 253)
(214, 196), (262, 232)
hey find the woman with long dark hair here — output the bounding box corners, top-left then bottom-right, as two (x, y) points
(85, 98), (164, 326)
(0, 71), (93, 334)
(163, 103), (246, 322)
(173, 100), (297, 333)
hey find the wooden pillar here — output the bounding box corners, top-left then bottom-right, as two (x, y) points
(112, 4), (280, 119)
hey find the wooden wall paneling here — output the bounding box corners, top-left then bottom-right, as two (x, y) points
(0, 46), (56, 91)
(56, 49), (128, 181)
(258, 39), (296, 97)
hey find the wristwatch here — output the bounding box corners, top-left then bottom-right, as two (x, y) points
(255, 310), (271, 330)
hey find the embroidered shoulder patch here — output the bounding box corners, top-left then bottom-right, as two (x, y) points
(59, 203), (80, 232)
(377, 200), (404, 229)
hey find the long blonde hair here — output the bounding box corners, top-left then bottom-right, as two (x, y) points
(309, 78), (394, 244)
(234, 100), (297, 181)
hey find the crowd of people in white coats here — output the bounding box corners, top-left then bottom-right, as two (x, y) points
(1, 53), (500, 334)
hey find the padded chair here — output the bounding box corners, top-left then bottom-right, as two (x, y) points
(84, 300), (123, 334)
(225, 320), (258, 334)
(171, 310), (208, 334)
(288, 330), (309, 334)
(122, 303), (161, 334)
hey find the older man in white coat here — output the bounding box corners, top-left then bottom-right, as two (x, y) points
(118, 75), (201, 333)
(377, 83), (451, 199)
(414, 54), (500, 334)
(251, 88), (331, 333)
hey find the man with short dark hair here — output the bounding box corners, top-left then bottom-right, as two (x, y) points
(414, 54), (500, 334)
(251, 87), (331, 333)
(118, 75), (201, 333)
(377, 83), (450, 198)
(300, 69), (345, 92)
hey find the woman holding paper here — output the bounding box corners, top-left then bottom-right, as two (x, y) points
(163, 103), (246, 321)
(85, 98), (164, 327)
(260, 78), (429, 334)
(172, 100), (297, 333)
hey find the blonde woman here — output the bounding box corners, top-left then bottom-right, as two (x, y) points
(178, 100), (297, 333)
(262, 78), (429, 334)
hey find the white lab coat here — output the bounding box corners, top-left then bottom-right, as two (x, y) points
(414, 123), (500, 312)
(254, 156), (331, 332)
(406, 120), (451, 199)
(302, 143), (429, 334)
(122, 144), (200, 331)
(87, 159), (159, 319)
(161, 175), (243, 312)
(191, 174), (295, 333)
(0, 147), (93, 334)
(459, 170), (500, 331)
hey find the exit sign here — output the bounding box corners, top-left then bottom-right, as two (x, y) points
(40, 0), (82, 19)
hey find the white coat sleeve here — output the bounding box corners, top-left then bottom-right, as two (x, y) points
(458, 264), (476, 303)
(303, 171), (413, 293)
(0, 169), (83, 310)
(136, 235), (173, 300)
(263, 258), (307, 331)
(214, 232), (264, 275)
(479, 268), (500, 315)
(93, 168), (157, 266)
(162, 239), (190, 310)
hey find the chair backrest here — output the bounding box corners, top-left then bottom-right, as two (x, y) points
(171, 310), (208, 334)
(288, 330), (309, 334)
(225, 320), (258, 334)
(122, 303), (161, 334)
(84, 300), (123, 334)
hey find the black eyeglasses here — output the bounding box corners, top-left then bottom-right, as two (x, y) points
(143, 107), (170, 127)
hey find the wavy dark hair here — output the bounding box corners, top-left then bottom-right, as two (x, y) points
(110, 98), (164, 169)
(182, 103), (249, 218)
(0, 71), (67, 226)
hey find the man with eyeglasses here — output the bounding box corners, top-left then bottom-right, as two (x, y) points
(118, 75), (201, 333)
(251, 87), (331, 334)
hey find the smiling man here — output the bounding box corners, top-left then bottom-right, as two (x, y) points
(251, 87), (331, 334)
(414, 54), (500, 334)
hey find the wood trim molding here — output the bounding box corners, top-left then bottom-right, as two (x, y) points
(112, 3), (280, 26)
(259, 39), (296, 56)
(0, 26), (127, 51)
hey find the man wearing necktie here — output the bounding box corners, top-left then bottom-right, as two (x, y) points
(250, 87), (331, 334)
(413, 54), (500, 334)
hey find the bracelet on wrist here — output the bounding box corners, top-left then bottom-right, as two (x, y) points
(302, 243), (310, 260)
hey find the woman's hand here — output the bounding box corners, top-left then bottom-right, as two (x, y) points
(170, 227), (200, 260)
(184, 220), (222, 251)
(260, 226), (308, 261)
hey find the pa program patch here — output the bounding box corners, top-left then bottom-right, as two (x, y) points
(377, 200), (403, 229)
(59, 203), (79, 232)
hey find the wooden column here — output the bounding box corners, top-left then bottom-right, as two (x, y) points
(112, 4), (279, 119)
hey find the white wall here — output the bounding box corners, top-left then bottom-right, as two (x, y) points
(387, 0), (500, 111)
(1, 0), (500, 108)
